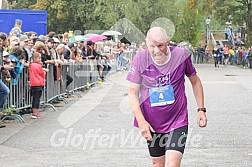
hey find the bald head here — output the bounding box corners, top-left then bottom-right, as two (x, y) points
(146, 27), (169, 44)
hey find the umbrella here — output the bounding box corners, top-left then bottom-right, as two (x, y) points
(74, 35), (88, 42)
(83, 34), (99, 38)
(84, 35), (107, 44)
(101, 30), (122, 36)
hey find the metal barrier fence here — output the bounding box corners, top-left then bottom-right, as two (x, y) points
(116, 51), (135, 70)
(1, 51), (135, 123)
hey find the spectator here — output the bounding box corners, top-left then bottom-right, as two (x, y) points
(29, 52), (48, 119)
(196, 45), (203, 64)
(2, 51), (16, 84)
(19, 34), (30, 62)
(63, 32), (69, 42)
(80, 46), (86, 59)
(218, 44), (224, 65)
(34, 41), (55, 66)
(243, 48), (248, 68)
(64, 43), (75, 60)
(53, 43), (65, 81)
(62, 43), (74, 89)
(47, 38), (56, 60)
(85, 41), (104, 81)
(225, 24), (229, 40)
(8, 46), (26, 86)
(55, 44), (66, 68)
(229, 47), (235, 65)
(205, 45), (211, 62)
(27, 31), (37, 40)
(0, 33), (13, 117)
(9, 36), (20, 47)
(117, 43), (129, 70)
(47, 32), (56, 39)
(9, 19), (22, 37)
(58, 34), (63, 43)
(64, 38), (69, 45)
(86, 41), (97, 59)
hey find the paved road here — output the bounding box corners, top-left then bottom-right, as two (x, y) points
(0, 64), (252, 167)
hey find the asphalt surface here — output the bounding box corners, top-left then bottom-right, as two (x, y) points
(0, 64), (252, 167)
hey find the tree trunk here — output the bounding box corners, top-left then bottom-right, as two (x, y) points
(246, 1), (252, 46)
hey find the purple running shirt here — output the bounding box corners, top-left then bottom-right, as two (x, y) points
(126, 46), (196, 133)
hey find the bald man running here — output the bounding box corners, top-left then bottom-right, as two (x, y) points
(127, 27), (207, 167)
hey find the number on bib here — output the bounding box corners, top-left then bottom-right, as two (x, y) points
(159, 93), (164, 99)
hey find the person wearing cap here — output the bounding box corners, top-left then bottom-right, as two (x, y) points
(48, 38), (55, 43)
(0, 32), (14, 117)
(53, 37), (60, 44)
(127, 27), (207, 167)
(3, 51), (10, 59)
(20, 34), (30, 43)
(19, 34), (30, 62)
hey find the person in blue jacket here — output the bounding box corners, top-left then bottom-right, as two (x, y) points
(8, 46), (27, 86)
(8, 46), (28, 108)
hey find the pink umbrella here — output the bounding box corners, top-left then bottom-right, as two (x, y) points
(84, 35), (107, 44)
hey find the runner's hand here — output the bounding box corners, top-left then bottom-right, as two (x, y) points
(197, 111), (207, 127)
(138, 120), (155, 141)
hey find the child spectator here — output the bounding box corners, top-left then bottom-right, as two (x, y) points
(29, 52), (48, 119)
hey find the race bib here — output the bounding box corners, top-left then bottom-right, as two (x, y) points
(149, 85), (175, 107)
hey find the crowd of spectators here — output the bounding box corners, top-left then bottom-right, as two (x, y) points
(188, 43), (252, 68)
(0, 29), (141, 122)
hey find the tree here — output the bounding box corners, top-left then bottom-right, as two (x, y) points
(5, 0), (206, 46)
(203, 0), (252, 46)
(4, 0), (36, 9)
(167, 0), (203, 46)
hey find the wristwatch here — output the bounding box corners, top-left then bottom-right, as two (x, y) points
(197, 107), (206, 112)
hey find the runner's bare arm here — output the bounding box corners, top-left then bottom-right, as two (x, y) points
(128, 82), (155, 139)
(188, 74), (204, 108)
(128, 82), (145, 124)
(188, 74), (207, 127)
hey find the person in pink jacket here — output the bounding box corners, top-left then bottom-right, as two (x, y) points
(29, 52), (48, 119)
